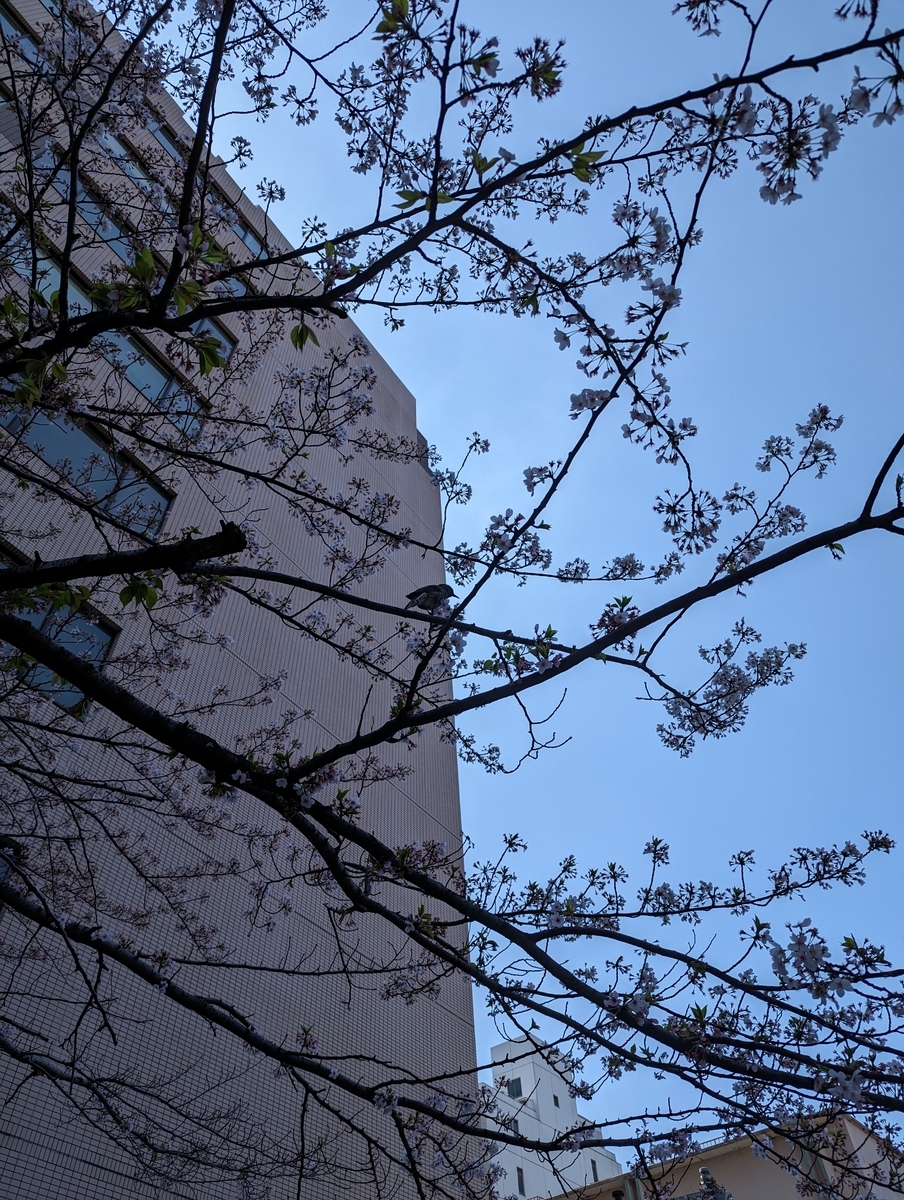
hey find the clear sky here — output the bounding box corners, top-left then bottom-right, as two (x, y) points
(217, 0), (904, 1127)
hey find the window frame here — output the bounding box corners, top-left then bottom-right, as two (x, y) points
(0, 0), (39, 61)
(2, 407), (173, 537)
(0, 547), (117, 714)
(94, 127), (175, 215)
(52, 165), (134, 263)
(33, 257), (210, 437)
(148, 120), (183, 160)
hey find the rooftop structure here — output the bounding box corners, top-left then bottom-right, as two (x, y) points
(488, 1039), (621, 1199)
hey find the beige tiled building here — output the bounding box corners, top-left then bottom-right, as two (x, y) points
(556, 1118), (900, 1200)
(0, 1), (477, 1195)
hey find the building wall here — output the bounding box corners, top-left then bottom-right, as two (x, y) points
(0, 3), (477, 1196)
(560, 1119), (900, 1200)
(489, 1039), (621, 1199)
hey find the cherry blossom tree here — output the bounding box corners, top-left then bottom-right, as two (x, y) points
(1, 0), (904, 1196)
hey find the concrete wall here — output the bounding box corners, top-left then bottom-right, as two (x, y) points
(488, 1039), (621, 1198)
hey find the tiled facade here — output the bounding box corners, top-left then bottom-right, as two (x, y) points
(0, 3), (477, 1195)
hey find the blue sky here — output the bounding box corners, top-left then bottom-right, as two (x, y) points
(219, 0), (904, 1122)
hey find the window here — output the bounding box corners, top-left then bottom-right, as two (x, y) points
(506, 1078), (522, 1099)
(31, 256), (94, 315)
(231, 212), (263, 257)
(95, 129), (174, 214)
(24, 604), (113, 710)
(2, 410), (171, 535)
(516, 1166), (526, 1196)
(0, 1), (38, 60)
(0, 560), (114, 712)
(215, 271), (247, 298)
(105, 330), (203, 437)
(28, 259), (206, 437)
(149, 121), (183, 160)
(511, 1118), (519, 1136)
(190, 314), (236, 361)
(591, 1158), (598, 1183)
(553, 1093), (560, 1108)
(213, 192), (264, 258)
(56, 171), (133, 263)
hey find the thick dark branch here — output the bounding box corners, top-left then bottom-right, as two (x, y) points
(0, 522), (246, 591)
(1, 508), (900, 782)
(861, 429), (904, 517)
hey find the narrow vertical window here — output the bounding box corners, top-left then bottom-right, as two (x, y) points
(516, 1166), (526, 1196)
(591, 1158), (598, 1182)
(149, 122), (183, 159)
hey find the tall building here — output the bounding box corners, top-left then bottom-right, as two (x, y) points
(0, 2), (477, 1196)
(488, 1039), (621, 1199)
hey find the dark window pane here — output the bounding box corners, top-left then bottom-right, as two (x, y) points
(191, 314), (235, 359)
(105, 330), (202, 438)
(2, 411), (170, 535)
(74, 182), (132, 262)
(122, 342), (173, 401)
(33, 257), (93, 314)
(53, 172), (132, 263)
(217, 273), (247, 298)
(14, 259), (201, 438)
(29, 607), (112, 710)
(0, 2), (38, 60)
(96, 129), (174, 214)
(104, 466), (169, 535)
(507, 1078), (522, 1099)
(233, 216), (262, 257)
(150, 122), (182, 160)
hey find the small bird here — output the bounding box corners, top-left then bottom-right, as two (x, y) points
(404, 583), (457, 613)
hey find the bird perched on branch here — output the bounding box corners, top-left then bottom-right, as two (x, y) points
(404, 583), (457, 613)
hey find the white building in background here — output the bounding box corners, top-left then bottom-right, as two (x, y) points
(489, 1039), (622, 1199)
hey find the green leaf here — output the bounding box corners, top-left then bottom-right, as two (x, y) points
(394, 189), (425, 209)
(192, 334), (226, 376)
(173, 279), (205, 317)
(127, 247), (157, 285)
(290, 323), (320, 351)
(119, 573), (161, 611)
(201, 243), (228, 265)
(471, 151), (500, 176)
